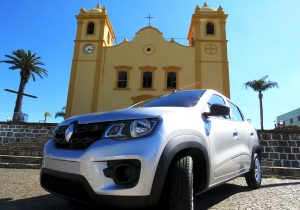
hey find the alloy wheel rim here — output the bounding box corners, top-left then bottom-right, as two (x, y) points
(254, 157), (261, 182)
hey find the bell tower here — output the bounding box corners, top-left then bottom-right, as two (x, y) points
(188, 2), (230, 97)
(66, 3), (115, 118)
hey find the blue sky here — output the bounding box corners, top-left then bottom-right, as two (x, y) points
(0, 0), (299, 129)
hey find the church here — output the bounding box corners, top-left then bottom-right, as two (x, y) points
(65, 2), (230, 118)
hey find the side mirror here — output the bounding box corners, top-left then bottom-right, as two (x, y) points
(203, 104), (230, 118)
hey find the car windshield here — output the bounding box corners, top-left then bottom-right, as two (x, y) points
(131, 90), (206, 108)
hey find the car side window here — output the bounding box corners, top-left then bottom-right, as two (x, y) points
(207, 94), (225, 108)
(207, 95), (230, 119)
(227, 101), (244, 122)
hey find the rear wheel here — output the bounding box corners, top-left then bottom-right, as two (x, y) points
(169, 156), (194, 210)
(245, 153), (262, 189)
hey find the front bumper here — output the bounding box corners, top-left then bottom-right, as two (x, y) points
(41, 133), (165, 207)
(40, 168), (150, 207)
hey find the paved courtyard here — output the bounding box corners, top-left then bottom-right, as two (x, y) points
(0, 168), (299, 210)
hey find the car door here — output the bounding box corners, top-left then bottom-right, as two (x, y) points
(226, 100), (252, 172)
(204, 94), (240, 186)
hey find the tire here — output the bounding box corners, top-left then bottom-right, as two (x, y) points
(169, 156), (194, 210)
(245, 153), (262, 189)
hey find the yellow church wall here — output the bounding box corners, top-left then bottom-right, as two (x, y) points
(200, 42), (222, 62)
(200, 62), (224, 93)
(65, 4), (231, 117)
(199, 19), (222, 40)
(71, 62), (96, 116)
(77, 41), (99, 60)
(79, 19), (101, 41)
(103, 25), (112, 46)
(96, 27), (195, 112)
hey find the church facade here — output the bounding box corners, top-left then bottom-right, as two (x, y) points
(65, 3), (230, 118)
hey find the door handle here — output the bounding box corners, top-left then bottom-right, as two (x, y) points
(233, 130), (239, 141)
(233, 130), (238, 137)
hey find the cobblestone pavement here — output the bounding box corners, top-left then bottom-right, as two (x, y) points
(0, 169), (299, 210)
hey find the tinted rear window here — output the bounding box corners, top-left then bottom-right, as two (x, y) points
(134, 90), (206, 108)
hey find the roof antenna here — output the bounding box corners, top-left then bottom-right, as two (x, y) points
(173, 81), (201, 93)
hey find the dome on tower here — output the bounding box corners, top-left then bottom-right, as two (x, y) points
(200, 7), (216, 12)
(87, 3), (102, 14)
(195, 2), (217, 13)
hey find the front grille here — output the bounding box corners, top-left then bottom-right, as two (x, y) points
(53, 122), (110, 149)
(41, 173), (91, 202)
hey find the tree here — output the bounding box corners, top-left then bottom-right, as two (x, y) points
(55, 107), (66, 119)
(44, 111), (51, 123)
(244, 75), (278, 130)
(1, 49), (48, 121)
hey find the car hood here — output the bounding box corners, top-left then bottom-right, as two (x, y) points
(58, 107), (192, 126)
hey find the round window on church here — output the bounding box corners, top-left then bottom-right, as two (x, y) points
(143, 44), (155, 55)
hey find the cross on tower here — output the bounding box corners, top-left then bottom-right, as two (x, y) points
(145, 13), (154, 26)
(204, 44), (218, 55)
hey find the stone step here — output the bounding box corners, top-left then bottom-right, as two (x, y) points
(0, 162), (41, 169)
(0, 138), (50, 145)
(19, 139), (49, 144)
(262, 166), (300, 178)
(0, 149), (43, 157)
(0, 155), (42, 165)
(7, 146), (44, 151)
(0, 143), (46, 148)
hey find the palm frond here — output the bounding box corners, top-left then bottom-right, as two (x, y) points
(244, 75), (278, 92)
(55, 107), (66, 118)
(1, 49), (48, 120)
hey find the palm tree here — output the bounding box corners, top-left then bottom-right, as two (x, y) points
(55, 107), (66, 119)
(44, 111), (51, 123)
(244, 75), (278, 130)
(1, 49), (48, 121)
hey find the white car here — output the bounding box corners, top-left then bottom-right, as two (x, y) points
(40, 89), (261, 210)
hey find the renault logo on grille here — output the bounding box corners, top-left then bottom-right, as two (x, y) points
(65, 124), (74, 142)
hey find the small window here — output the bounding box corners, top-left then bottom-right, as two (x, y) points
(206, 22), (215, 35)
(87, 22), (95, 35)
(117, 71), (127, 88)
(167, 72), (177, 89)
(290, 119), (294, 124)
(143, 72), (152, 88)
(228, 101), (244, 122)
(297, 116), (300, 121)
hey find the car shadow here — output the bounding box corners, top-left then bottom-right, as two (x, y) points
(195, 183), (250, 209)
(196, 180), (300, 209)
(1, 181), (299, 210)
(0, 195), (147, 210)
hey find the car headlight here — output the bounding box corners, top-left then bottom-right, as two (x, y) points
(104, 118), (159, 140)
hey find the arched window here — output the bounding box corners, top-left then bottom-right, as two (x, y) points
(167, 72), (177, 89)
(87, 22), (95, 35)
(206, 22), (215, 35)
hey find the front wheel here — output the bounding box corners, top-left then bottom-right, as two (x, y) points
(245, 153), (262, 189)
(169, 156), (194, 210)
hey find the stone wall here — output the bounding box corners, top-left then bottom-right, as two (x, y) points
(0, 122), (57, 145)
(258, 130), (300, 178)
(0, 122), (299, 177)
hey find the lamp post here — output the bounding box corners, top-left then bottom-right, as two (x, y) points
(273, 120), (277, 128)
